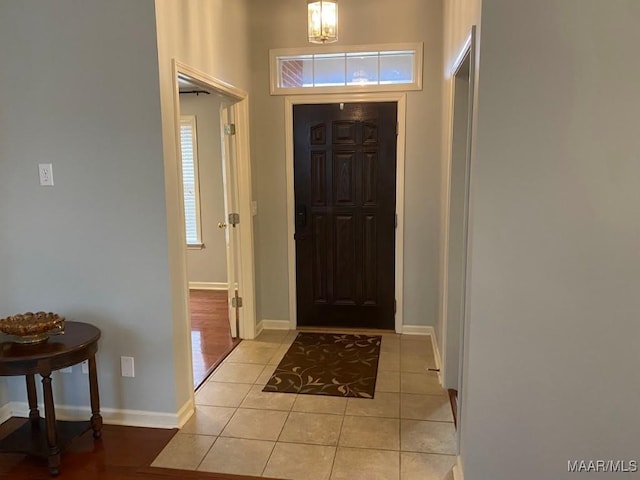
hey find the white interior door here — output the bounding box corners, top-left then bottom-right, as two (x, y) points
(220, 104), (241, 338)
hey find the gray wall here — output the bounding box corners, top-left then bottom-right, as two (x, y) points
(248, 0), (444, 327)
(460, 0), (640, 478)
(0, 0), (177, 413)
(0, 0), (252, 420)
(180, 94), (228, 285)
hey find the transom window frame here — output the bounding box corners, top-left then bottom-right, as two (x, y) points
(269, 42), (423, 95)
(179, 114), (204, 249)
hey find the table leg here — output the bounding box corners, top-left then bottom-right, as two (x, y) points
(25, 374), (40, 428)
(41, 373), (60, 476)
(88, 355), (103, 439)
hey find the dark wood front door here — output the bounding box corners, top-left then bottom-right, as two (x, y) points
(294, 102), (397, 329)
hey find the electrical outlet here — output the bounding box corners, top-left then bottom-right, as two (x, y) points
(121, 356), (135, 377)
(251, 201), (258, 216)
(81, 360), (89, 374)
(38, 163), (54, 186)
(60, 366), (72, 374)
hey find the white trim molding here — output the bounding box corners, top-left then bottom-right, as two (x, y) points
(270, 42), (423, 95)
(0, 402), (11, 425)
(429, 326), (442, 374)
(6, 401), (189, 429)
(453, 456), (464, 480)
(260, 319), (291, 331)
(284, 92), (407, 334)
(401, 325), (442, 385)
(188, 281), (228, 291)
(440, 25), (477, 394)
(171, 59), (257, 342)
(401, 325), (432, 336)
(176, 397), (195, 428)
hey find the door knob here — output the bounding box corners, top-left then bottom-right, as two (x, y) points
(218, 222), (227, 229)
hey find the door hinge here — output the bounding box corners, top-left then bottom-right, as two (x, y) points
(228, 212), (240, 227)
(224, 123), (236, 135)
(394, 299), (397, 314)
(395, 213), (398, 229)
(232, 296), (243, 308)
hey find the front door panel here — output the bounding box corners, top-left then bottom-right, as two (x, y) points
(294, 102), (397, 329)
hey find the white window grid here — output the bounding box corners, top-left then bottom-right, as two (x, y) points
(270, 43), (423, 95)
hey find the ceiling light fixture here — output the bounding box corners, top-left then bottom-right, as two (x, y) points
(308, 0), (338, 44)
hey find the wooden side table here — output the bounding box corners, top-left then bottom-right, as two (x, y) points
(0, 321), (102, 476)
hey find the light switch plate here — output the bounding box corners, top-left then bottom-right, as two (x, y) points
(121, 356), (135, 377)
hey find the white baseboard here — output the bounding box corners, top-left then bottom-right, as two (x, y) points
(402, 325), (443, 385)
(7, 401), (183, 429)
(401, 325), (431, 335)
(189, 281), (228, 290)
(427, 326), (442, 371)
(453, 456), (464, 480)
(255, 319), (291, 339)
(255, 320), (264, 338)
(261, 319), (291, 330)
(176, 397), (195, 428)
(0, 402), (11, 425)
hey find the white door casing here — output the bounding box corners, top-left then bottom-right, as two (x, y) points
(171, 60), (257, 401)
(284, 92), (407, 333)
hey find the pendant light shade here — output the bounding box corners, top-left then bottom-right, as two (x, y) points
(308, 0), (338, 44)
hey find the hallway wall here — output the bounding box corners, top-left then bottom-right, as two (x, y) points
(0, 0), (252, 423)
(461, 0), (640, 478)
(0, 0), (175, 413)
(248, 0), (444, 329)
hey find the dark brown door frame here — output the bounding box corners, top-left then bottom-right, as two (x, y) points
(284, 93), (407, 334)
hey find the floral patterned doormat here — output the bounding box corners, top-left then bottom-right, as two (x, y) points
(262, 332), (381, 398)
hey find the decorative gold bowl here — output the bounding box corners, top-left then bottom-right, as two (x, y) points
(0, 312), (65, 344)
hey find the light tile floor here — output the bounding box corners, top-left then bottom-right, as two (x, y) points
(152, 330), (456, 480)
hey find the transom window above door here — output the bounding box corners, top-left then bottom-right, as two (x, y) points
(270, 43), (423, 95)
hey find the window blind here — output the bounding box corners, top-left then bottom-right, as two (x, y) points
(180, 117), (201, 245)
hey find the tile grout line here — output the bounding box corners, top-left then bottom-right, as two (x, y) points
(399, 338), (405, 459)
(217, 434), (399, 451)
(397, 339), (402, 480)
(259, 385), (297, 477)
(208, 339), (282, 477)
(259, 441), (278, 478)
(328, 394), (349, 478)
(193, 434), (218, 472)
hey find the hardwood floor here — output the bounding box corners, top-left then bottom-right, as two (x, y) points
(0, 418), (263, 479)
(0, 291), (253, 479)
(448, 388), (458, 429)
(190, 289), (240, 389)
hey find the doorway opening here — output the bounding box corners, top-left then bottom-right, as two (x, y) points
(285, 93), (407, 333)
(178, 77), (239, 389)
(441, 26), (477, 445)
(172, 62), (256, 390)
